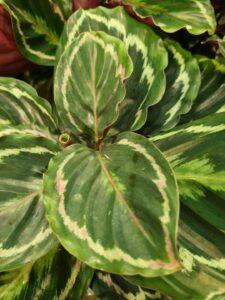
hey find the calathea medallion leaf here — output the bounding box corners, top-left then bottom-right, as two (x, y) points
(92, 271), (162, 300)
(151, 112), (225, 232)
(0, 0), (65, 65)
(0, 124), (60, 272)
(0, 246), (94, 300)
(43, 132), (180, 277)
(120, 0), (216, 35)
(56, 6), (168, 132)
(0, 77), (56, 131)
(54, 31), (133, 144)
(181, 56), (225, 123)
(143, 39), (201, 134)
(126, 206), (225, 300)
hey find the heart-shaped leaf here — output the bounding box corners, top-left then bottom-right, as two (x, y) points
(44, 132), (180, 277)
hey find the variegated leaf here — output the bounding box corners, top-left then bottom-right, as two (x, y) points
(0, 246), (94, 300)
(55, 31), (132, 144)
(126, 206), (225, 300)
(151, 112), (225, 232)
(0, 78), (56, 131)
(92, 272), (162, 300)
(0, 125), (60, 271)
(121, 0), (216, 35)
(143, 39), (201, 134)
(0, 0), (65, 65)
(43, 132), (180, 277)
(56, 6), (168, 131)
(181, 56), (225, 123)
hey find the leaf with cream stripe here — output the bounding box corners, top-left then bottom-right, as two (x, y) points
(55, 31), (133, 144)
(92, 271), (162, 300)
(0, 124), (60, 271)
(0, 78), (56, 131)
(0, 246), (94, 300)
(126, 206), (225, 300)
(152, 112), (225, 232)
(143, 39), (201, 134)
(56, 6), (168, 132)
(181, 56), (225, 123)
(43, 132), (180, 277)
(1, 0), (65, 65)
(121, 0), (216, 35)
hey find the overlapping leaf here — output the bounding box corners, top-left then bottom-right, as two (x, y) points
(55, 31), (132, 143)
(92, 272), (162, 300)
(43, 132), (180, 277)
(121, 0), (216, 35)
(151, 112), (225, 231)
(0, 246), (94, 300)
(0, 125), (60, 271)
(56, 6), (168, 132)
(0, 0), (65, 65)
(182, 56), (225, 122)
(126, 206), (225, 300)
(0, 78), (56, 131)
(143, 39), (201, 134)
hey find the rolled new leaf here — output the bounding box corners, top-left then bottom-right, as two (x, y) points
(0, 125), (60, 271)
(54, 31), (133, 144)
(43, 132), (180, 277)
(56, 6), (168, 132)
(152, 112), (225, 232)
(0, 246), (94, 300)
(0, 77), (56, 131)
(121, 0), (216, 35)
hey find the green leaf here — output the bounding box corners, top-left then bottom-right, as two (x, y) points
(0, 78), (56, 131)
(143, 39), (201, 134)
(55, 31), (132, 144)
(181, 56), (225, 123)
(56, 6), (168, 132)
(92, 271), (162, 300)
(126, 206), (225, 300)
(0, 125), (60, 271)
(151, 112), (225, 232)
(1, 0), (65, 65)
(121, 0), (216, 35)
(0, 246), (94, 300)
(43, 132), (180, 277)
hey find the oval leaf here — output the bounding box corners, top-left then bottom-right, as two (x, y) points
(55, 31), (132, 143)
(0, 125), (60, 271)
(56, 6), (168, 132)
(44, 132), (180, 277)
(122, 0), (216, 35)
(0, 77), (56, 131)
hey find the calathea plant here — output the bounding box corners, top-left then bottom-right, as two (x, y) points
(0, 1), (225, 299)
